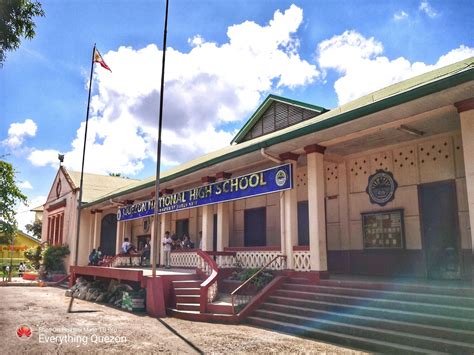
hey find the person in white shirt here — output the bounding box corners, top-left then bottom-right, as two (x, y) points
(162, 231), (172, 269)
(121, 238), (132, 254)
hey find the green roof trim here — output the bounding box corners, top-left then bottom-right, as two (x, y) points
(230, 94), (328, 144)
(82, 57), (474, 209)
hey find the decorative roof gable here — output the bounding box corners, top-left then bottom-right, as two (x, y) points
(231, 94), (328, 144)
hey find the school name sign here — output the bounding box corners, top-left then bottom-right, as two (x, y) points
(116, 164), (293, 222)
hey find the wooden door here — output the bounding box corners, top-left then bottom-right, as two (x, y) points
(419, 181), (461, 279)
(298, 201), (309, 246)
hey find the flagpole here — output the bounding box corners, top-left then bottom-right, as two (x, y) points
(73, 43), (96, 266)
(152, 0), (169, 278)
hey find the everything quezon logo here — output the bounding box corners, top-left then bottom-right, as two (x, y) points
(17, 325), (32, 339)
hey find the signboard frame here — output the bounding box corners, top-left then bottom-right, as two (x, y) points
(361, 208), (405, 250)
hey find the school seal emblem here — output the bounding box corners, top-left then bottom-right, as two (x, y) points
(275, 169), (288, 187)
(366, 170), (397, 206)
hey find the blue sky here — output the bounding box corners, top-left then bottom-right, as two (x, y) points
(1, 0), (473, 230)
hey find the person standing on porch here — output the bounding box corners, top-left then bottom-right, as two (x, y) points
(181, 234), (193, 249)
(141, 239), (150, 266)
(162, 231), (172, 269)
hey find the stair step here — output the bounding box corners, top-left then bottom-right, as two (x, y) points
(267, 295), (474, 331)
(247, 316), (435, 354)
(174, 287), (200, 295)
(317, 279), (474, 298)
(253, 309), (474, 353)
(274, 289), (474, 319)
(281, 283), (474, 307)
(176, 302), (200, 311)
(261, 302), (474, 344)
(169, 308), (200, 314)
(285, 277), (313, 285)
(173, 280), (202, 288)
(168, 308), (237, 323)
(175, 294), (200, 303)
(207, 303), (234, 315)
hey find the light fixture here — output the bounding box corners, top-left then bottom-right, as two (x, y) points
(397, 125), (424, 137)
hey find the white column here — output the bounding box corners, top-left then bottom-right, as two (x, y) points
(201, 204), (214, 251)
(93, 211), (102, 248)
(160, 213), (171, 266)
(458, 103), (474, 254)
(115, 221), (123, 254)
(217, 203), (229, 251)
(338, 162), (350, 251)
(150, 218), (156, 267)
(88, 212), (95, 252)
(306, 148), (328, 272)
(279, 157), (298, 270)
(279, 192), (286, 255)
(125, 221), (132, 241)
(189, 207), (199, 243)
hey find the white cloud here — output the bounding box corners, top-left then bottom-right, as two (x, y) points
(435, 45), (474, 67)
(419, 1), (438, 18)
(317, 30), (474, 105)
(18, 181), (33, 190)
(29, 4), (318, 175)
(393, 11), (408, 21)
(2, 119), (37, 148)
(28, 149), (60, 167)
(188, 35), (204, 47)
(15, 195), (46, 233)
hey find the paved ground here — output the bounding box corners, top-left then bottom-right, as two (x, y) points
(0, 286), (365, 354)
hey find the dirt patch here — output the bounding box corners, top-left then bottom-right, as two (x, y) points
(0, 286), (365, 354)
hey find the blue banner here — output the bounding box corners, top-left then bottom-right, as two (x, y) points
(117, 163), (292, 221)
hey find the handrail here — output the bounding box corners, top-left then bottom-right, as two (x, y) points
(231, 255), (286, 296)
(196, 250), (219, 313)
(100, 255), (118, 267)
(101, 253), (141, 267)
(230, 255), (286, 314)
(224, 246), (280, 252)
(204, 251), (237, 257)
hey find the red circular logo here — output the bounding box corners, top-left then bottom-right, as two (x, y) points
(16, 325), (32, 339)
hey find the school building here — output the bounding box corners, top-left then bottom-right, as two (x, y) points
(44, 56), (473, 280)
(41, 57), (474, 352)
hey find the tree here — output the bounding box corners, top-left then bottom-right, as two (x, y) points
(0, 160), (27, 243)
(25, 219), (42, 238)
(24, 245), (42, 269)
(0, 0), (45, 66)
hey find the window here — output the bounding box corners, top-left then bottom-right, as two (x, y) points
(47, 212), (64, 245)
(175, 219), (189, 239)
(244, 208), (266, 247)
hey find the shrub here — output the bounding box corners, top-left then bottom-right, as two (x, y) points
(24, 246), (42, 270)
(237, 268), (274, 289)
(42, 245), (70, 273)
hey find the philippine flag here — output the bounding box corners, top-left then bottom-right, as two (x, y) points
(93, 49), (112, 72)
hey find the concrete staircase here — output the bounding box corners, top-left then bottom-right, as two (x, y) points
(247, 277), (474, 354)
(168, 276), (235, 322)
(172, 276), (203, 312)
